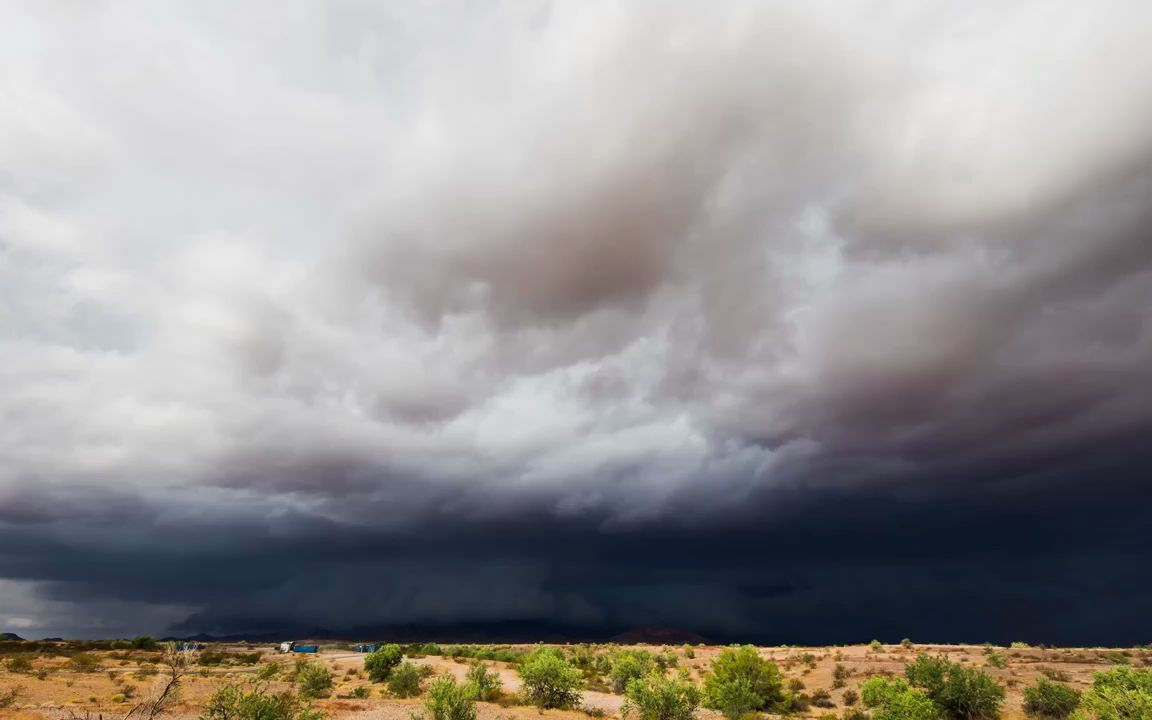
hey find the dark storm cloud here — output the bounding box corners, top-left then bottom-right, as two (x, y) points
(2, 0), (1152, 642)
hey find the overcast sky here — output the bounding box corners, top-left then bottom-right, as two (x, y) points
(2, 0), (1152, 644)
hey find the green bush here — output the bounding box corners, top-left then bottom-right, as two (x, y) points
(425, 676), (477, 720)
(905, 654), (1003, 720)
(903, 639), (914, 650)
(131, 636), (158, 651)
(388, 663), (424, 698)
(201, 683), (322, 720)
(870, 641), (883, 653)
(1075, 666), (1152, 720)
(861, 677), (940, 720)
(365, 645), (404, 682)
(612, 651), (656, 694)
(465, 661), (502, 701)
(296, 663), (333, 700)
(703, 646), (785, 720)
(623, 671), (701, 720)
(6, 655), (33, 673)
(1022, 678), (1079, 719)
(257, 663), (282, 681)
(986, 653), (1007, 670)
(684, 646), (695, 660)
(518, 647), (583, 710)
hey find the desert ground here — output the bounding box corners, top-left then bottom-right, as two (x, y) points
(2, 641), (1149, 720)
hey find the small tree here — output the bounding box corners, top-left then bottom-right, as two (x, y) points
(6, 656), (33, 674)
(425, 676), (477, 720)
(132, 637), (159, 651)
(703, 646), (785, 720)
(465, 661), (502, 701)
(623, 671), (701, 720)
(1075, 666), (1152, 720)
(388, 663), (424, 698)
(296, 663), (332, 700)
(861, 677), (940, 720)
(365, 645), (404, 682)
(1023, 678), (1080, 719)
(518, 647), (583, 710)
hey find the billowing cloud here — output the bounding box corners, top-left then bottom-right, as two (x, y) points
(2, 0), (1151, 642)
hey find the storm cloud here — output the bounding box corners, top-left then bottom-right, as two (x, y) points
(2, 1), (1151, 643)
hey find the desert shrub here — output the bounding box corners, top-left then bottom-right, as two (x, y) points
(903, 640), (915, 650)
(842, 689), (859, 706)
(612, 651), (657, 693)
(833, 664), (850, 689)
(788, 679), (806, 694)
(1075, 666), (1152, 720)
(870, 641), (883, 653)
(812, 689), (835, 708)
(1011, 643), (1032, 650)
(905, 654), (1004, 720)
(519, 647), (583, 709)
(1022, 678), (1080, 719)
(684, 646), (696, 660)
(861, 677), (940, 720)
(465, 661), (502, 701)
(986, 653), (1007, 669)
(623, 671), (701, 720)
(425, 676), (477, 720)
(296, 663), (333, 700)
(70, 652), (100, 673)
(201, 683), (322, 720)
(365, 645), (404, 682)
(135, 663), (158, 678)
(131, 636), (159, 651)
(6, 655), (33, 673)
(36, 668), (50, 680)
(1101, 652), (1131, 666)
(843, 709), (868, 720)
(388, 662), (424, 698)
(1039, 668), (1071, 683)
(656, 652), (680, 671)
(350, 687), (370, 699)
(113, 693), (127, 703)
(257, 663), (282, 681)
(703, 646), (785, 720)
(0, 685), (22, 709)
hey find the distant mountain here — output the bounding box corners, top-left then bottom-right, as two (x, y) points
(1, 632), (26, 641)
(611, 626), (710, 645)
(162, 620), (710, 645)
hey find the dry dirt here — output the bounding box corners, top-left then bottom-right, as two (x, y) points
(2, 642), (1148, 720)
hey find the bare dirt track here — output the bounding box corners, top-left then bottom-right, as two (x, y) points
(2, 642), (1149, 720)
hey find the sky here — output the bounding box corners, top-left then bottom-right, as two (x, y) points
(1, 0), (1151, 645)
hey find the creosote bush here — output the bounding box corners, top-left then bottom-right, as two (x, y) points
(365, 645), (404, 682)
(861, 677), (940, 720)
(703, 646), (785, 720)
(296, 663), (333, 700)
(6, 656), (33, 673)
(623, 671), (701, 720)
(424, 676), (478, 720)
(388, 662), (424, 698)
(1022, 678), (1080, 719)
(518, 647), (584, 710)
(201, 683), (323, 720)
(465, 661), (502, 702)
(612, 651), (657, 694)
(1074, 665), (1152, 720)
(905, 654), (1004, 720)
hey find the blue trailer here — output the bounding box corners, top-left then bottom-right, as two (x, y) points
(292, 645), (319, 653)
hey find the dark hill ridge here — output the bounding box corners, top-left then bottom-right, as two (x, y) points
(1, 632), (26, 641)
(161, 621), (709, 645)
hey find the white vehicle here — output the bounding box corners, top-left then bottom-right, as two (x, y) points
(279, 641), (294, 653)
